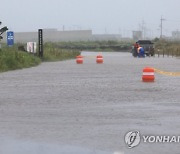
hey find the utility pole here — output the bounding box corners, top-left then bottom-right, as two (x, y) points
(142, 20), (146, 39)
(139, 20), (146, 39)
(160, 16), (165, 38)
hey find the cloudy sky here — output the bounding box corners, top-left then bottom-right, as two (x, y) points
(1, 0), (180, 37)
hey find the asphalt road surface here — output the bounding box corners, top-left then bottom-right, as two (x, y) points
(0, 52), (180, 154)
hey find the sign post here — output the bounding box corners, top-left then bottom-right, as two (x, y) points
(38, 29), (43, 58)
(7, 31), (14, 46)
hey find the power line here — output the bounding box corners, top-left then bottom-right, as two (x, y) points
(165, 19), (180, 23)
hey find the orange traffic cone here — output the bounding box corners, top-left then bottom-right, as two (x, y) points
(142, 67), (155, 82)
(76, 55), (83, 64)
(96, 55), (103, 64)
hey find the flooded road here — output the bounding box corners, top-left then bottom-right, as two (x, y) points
(0, 52), (180, 154)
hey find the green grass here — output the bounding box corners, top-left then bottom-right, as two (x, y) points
(43, 43), (80, 61)
(154, 39), (180, 57)
(46, 41), (132, 51)
(0, 47), (41, 72)
(0, 43), (80, 72)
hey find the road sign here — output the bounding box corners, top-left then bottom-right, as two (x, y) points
(27, 42), (37, 53)
(7, 31), (14, 46)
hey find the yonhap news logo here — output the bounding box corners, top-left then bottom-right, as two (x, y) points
(125, 130), (180, 149)
(125, 131), (141, 148)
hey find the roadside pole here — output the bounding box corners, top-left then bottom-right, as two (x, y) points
(38, 29), (43, 58)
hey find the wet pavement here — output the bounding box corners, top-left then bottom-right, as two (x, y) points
(0, 52), (180, 154)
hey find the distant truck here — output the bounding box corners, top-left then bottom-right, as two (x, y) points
(132, 40), (155, 57)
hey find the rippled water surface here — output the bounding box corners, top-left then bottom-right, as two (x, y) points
(0, 52), (180, 154)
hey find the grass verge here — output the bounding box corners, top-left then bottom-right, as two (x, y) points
(43, 43), (80, 61)
(0, 47), (41, 72)
(154, 39), (180, 57)
(45, 41), (132, 51)
(0, 43), (81, 72)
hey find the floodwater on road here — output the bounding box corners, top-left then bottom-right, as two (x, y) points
(0, 52), (180, 154)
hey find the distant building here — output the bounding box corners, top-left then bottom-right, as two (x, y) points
(1, 29), (132, 43)
(132, 31), (142, 40)
(91, 34), (122, 41)
(2, 29), (93, 43)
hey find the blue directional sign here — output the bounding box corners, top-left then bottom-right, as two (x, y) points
(7, 31), (14, 46)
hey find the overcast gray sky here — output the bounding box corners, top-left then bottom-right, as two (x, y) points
(1, 0), (180, 37)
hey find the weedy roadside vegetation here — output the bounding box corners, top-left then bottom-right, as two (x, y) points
(154, 38), (180, 57)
